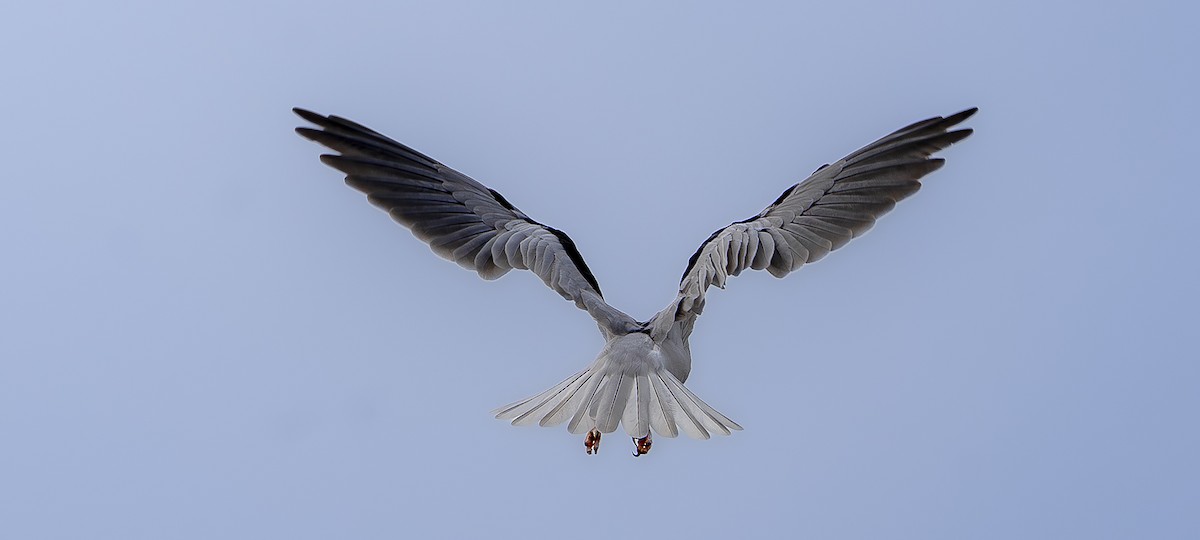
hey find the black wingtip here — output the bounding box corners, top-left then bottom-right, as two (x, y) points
(946, 107), (979, 125)
(294, 126), (323, 141)
(293, 107), (325, 125)
(942, 128), (974, 145)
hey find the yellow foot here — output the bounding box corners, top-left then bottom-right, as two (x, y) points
(584, 429), (602, 455)
(632, 433), (652, 457)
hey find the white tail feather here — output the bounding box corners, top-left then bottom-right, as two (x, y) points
(491, 368), (586, 423)
(494, 358), (741, 440)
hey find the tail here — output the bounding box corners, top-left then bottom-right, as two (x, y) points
(491, 360), (742, 440)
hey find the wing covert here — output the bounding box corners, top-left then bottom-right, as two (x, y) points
(295, 108), (635, 333)
(650, 108), (977, 340)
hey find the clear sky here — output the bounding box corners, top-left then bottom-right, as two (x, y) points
(2, 1), (1197, 538)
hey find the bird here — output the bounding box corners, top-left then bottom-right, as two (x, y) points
(294, 107), (976, 457)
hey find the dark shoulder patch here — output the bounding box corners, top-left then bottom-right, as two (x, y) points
(679, 182), (801, 283)
(768, 183), (798, 208)
(488, 188), (518, 211)
(485, 187), (600, 295)
(544, 226), (603, 297)
(681, 227), (726, 283)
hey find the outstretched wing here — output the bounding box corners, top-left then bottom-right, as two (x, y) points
(295, 108), (636, 335)
(649, 108), (976, 340)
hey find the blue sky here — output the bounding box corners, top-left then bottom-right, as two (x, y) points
(2, 1), (1197, 538)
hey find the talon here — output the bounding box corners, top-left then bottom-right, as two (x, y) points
(632, 433), (652, 457)
(584, 429), (602, 455)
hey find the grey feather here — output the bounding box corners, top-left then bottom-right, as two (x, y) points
(653, 108), (976, 341)
(295, 108), (637, 337)
(299, 107), (975, 446)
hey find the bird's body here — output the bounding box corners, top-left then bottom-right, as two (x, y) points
(295, 107), (976, 456)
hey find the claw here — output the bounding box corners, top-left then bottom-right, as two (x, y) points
(584, 429), (602, 455)
(632, 433), (652, 457)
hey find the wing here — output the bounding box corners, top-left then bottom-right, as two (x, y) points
(294, 108), (637, 335)
(649, 108), (977, 340)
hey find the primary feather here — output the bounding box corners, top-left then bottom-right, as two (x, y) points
(296, 107), (976, 448)
(649, 108), (976, 340)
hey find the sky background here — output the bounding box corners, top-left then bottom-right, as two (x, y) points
(2, 1), (1197, 538)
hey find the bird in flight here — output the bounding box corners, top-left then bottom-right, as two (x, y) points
(295, 107), (975, 457)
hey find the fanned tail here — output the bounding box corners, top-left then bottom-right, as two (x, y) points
(492, 360), (742, 440)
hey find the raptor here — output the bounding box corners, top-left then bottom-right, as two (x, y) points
(295, 107), (975, 457)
